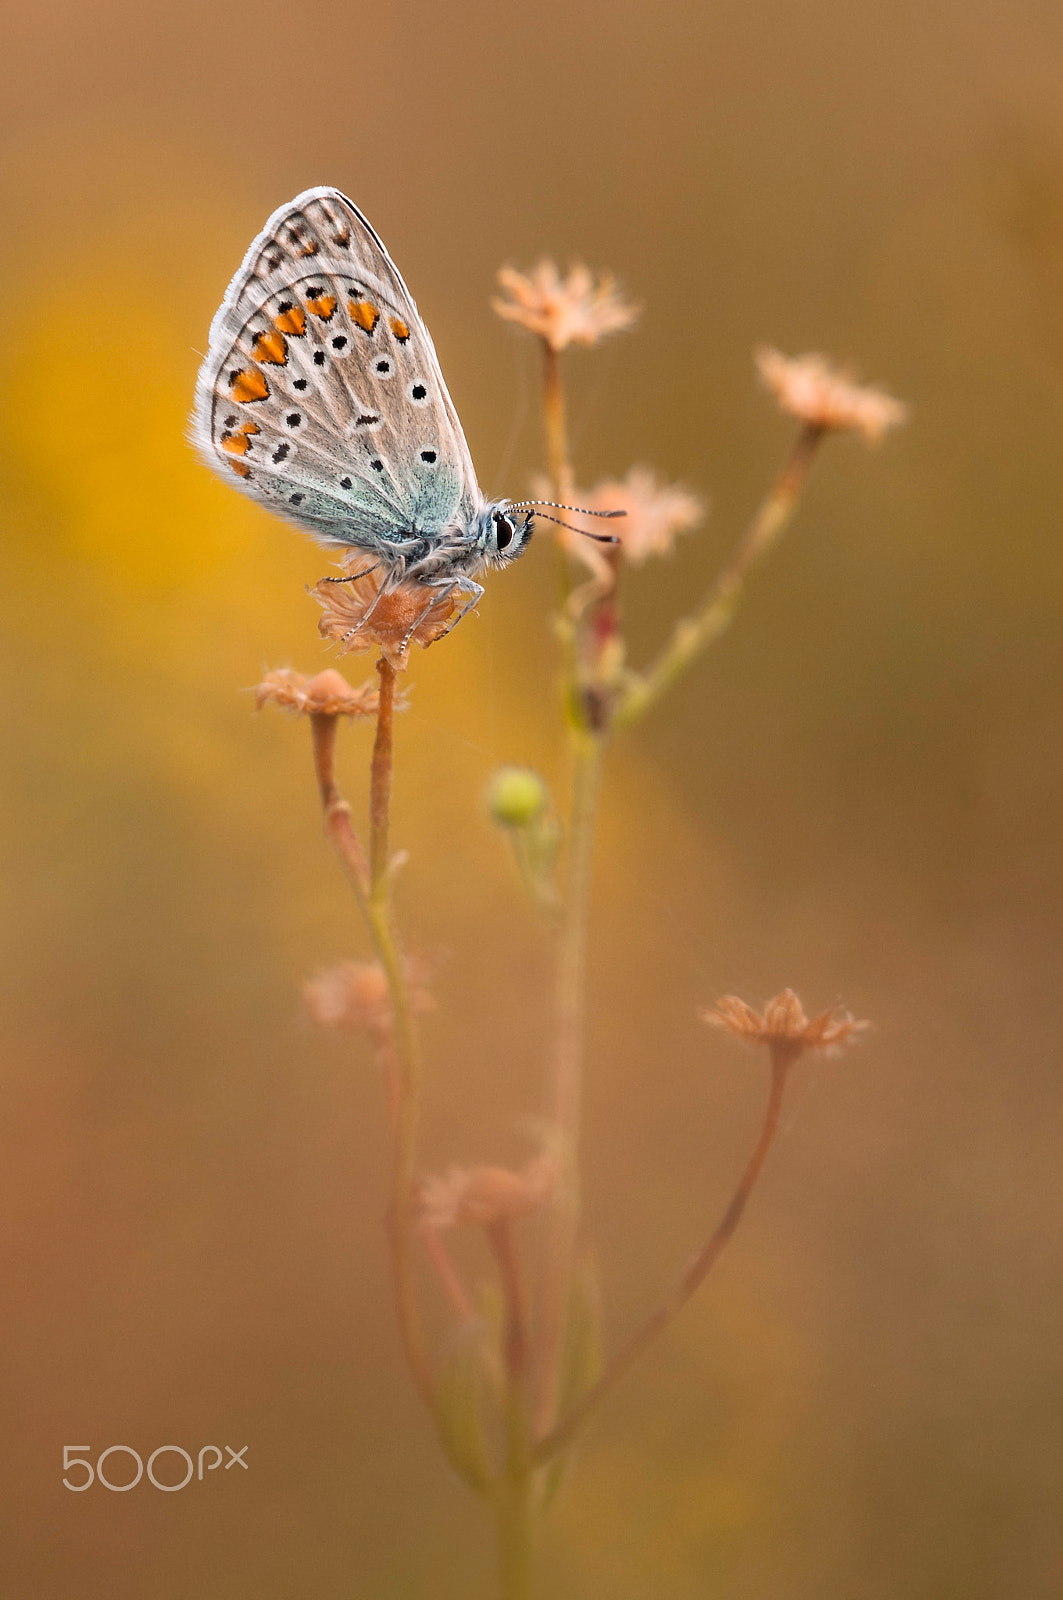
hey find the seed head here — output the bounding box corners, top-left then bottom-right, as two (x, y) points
(302, 957), (434, 1046)
(312, 566), (458, 670)
(493, 261), (639, 351)
(755, 347), (907, 443)
(575, 466), (705, 567)
(705, 988), (868, 1064)
(417, 1151), (558, 1232)
(253, 666), (381, 718)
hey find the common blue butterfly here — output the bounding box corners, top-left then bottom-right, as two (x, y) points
(192, 188), (619, 641)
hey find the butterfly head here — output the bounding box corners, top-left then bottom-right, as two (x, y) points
(478, 502), (535, 569)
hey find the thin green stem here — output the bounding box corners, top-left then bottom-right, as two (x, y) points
(615, 422), (826, 728)
(534, 1052), (792, 1465)
(535, 732), (606, 1434)
(496, 1465), (533, 1600)
(489, 1218), (531, 1388)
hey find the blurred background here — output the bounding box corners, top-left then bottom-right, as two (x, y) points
(1, 0), (1062, 1594)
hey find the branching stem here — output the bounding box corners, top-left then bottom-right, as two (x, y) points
(536, 732), (606, 1434)
(311, 668), (434, 1414)
(534, 1052), (792, 1463)
(616, 422), (825, 727)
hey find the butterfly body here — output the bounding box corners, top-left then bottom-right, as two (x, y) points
(192, 187), (533, 629)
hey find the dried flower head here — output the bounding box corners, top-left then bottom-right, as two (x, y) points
(705, 988), (867, 1062)
(493, 261), (639, 351)
(417, 1150), (558, 1232)
(254, 666), (381, 719)
(755, 347), (907, 443)
(302, 957), (434, 1046)
(312, 566), (459, 669)
(573, 466), (705, 567)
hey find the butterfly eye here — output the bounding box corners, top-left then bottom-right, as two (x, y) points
(494, 512), (514, 551)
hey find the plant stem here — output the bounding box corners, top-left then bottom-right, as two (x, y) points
(369, 657), (395, 888)
(542, 342), (574, 503)
(490, 1218), (534, 1600)
(536, 731), (606, 1433)
(534, 1053), (792, 1464)
(496, 1464), (534, 1600)
(616, 422), (826, 728)
(311, 712), (371, 912)
(311, 671), (434, 1414)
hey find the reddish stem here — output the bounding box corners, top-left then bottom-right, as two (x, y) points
(534, 1052), (793, 1463)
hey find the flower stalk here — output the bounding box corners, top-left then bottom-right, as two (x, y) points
(615, 421), (825, 727)
(534, 1049), (791, 1463)
(536, 730), (605, 1435)
(260, 251), (899, 1600)
(542, 342), (574, 504)
(491, 1217), (534, 1600)
(308, 664), (434, 1415)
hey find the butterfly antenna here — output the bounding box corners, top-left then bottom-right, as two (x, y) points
(508, 499), (626, 545)
(527, 509), (621, 543)
(509, 499), (626, 519)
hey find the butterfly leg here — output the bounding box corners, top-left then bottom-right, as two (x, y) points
(320, 563), (381, 585)
(404, 576), (483, 651)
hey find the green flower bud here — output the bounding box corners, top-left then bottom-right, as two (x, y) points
(487, 766), (548, 828)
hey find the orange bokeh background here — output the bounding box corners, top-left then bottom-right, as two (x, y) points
(1, 1), (1062, 1594)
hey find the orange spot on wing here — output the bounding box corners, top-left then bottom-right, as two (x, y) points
(296, 240), (319, 257)
(273, 305), (306, 336)
(230, 460), (252, 478)
(220, 421), (260, 455)
(349, 300), (380, 334)
(251, 328), (288, 365)
(307, 293), (337, 320)
(390, 317), (410, 342)
(229, 368), (270, 403)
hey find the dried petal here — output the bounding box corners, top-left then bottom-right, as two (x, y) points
(493, 261), (639, 351)
(705, 988), (868, 1060)
(254, 666), (381, 718)
(573, 466), (704, 567)
(417, 1151), (557, 1232)
(756, 347), (907, 443)
(303, 956), (434, 1045)
(312, 566), (459, 670)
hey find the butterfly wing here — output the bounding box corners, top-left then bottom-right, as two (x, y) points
(192, 187), (482, 552)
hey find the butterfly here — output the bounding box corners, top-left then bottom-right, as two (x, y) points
(191, 187), (620, 644)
